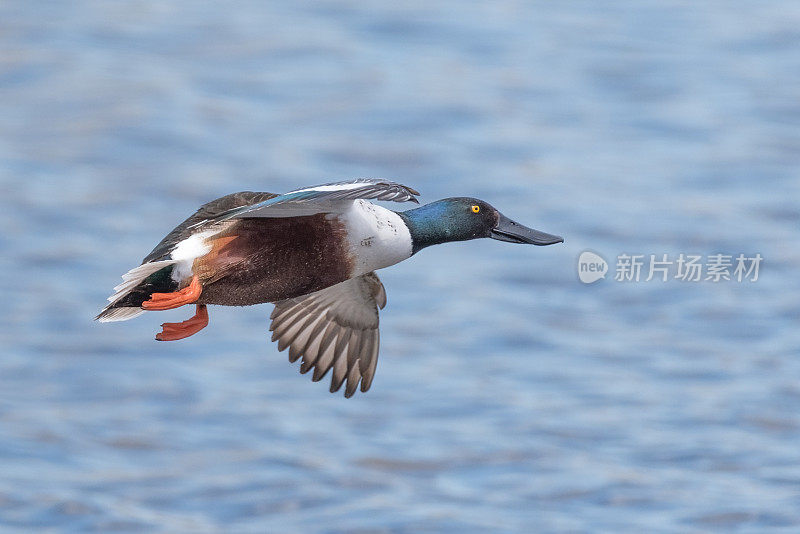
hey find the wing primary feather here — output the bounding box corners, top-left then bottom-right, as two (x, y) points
(347, 330), (364, 371)
(297, 314), (333, 371)
(270, 301), (299, 320)
(312, 323), (340, 381)
(276, 312), (318, 353)
(344, 362), (361, 398)
(301, 311), (331, 352)
(361, 331), (380, 392)
(270, 304), (308, 342)
(342, 332), (365, 398)
(358, 330), (374, 374)
(299, 356), (314, 375)
(330, 331), (352, 392)
(270, 300), (316, 340)
(299, 326), (326, 373)
(271, 299), (310, 325)
(288, 314), (326, 363)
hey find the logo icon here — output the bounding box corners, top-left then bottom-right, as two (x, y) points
(578, 251), (608, 284)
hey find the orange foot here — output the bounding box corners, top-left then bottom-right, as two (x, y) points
(142, 275), (202, 311)
(155, 304), (209, 341)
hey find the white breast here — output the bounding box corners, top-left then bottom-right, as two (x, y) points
(338, 200), (413, 276)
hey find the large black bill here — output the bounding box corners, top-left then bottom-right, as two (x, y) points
(490, 213), (564, 246)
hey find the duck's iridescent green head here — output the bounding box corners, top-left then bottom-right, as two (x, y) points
(398, 197), (563, 255)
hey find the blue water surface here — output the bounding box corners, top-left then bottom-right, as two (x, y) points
(1, 2), (800, 532)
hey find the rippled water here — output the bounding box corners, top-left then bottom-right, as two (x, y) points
(2, 1), (800, 532)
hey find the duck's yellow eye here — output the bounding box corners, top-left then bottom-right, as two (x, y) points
(471, 205), (480, 213)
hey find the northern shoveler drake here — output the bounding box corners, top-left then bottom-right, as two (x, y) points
(97, 179), (563, 397)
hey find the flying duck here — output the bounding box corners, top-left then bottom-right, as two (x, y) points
(97, 179), (563, 397)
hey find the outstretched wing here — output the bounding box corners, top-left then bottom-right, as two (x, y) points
(199, 179), (419, 224)
(269, 272), (387, 398)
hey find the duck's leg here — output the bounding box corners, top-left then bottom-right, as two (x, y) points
(142, 275), (202, 311)
(155, 304), (209, 341)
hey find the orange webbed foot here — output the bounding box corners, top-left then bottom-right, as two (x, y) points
(155, 304), (209, 341)
(142, 275), (202, 311)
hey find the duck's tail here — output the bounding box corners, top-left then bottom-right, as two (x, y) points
(95, 260), (178, 322)
(95, 306), (146, 323)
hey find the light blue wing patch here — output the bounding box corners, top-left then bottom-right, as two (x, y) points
(207, 179), (420, 222)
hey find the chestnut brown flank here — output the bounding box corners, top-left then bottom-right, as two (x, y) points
(194, 214), (353, 306)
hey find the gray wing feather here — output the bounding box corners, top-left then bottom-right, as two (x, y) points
(269, 272), (386, 398)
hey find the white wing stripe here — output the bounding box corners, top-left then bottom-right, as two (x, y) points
(288, 182), (374, 194)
